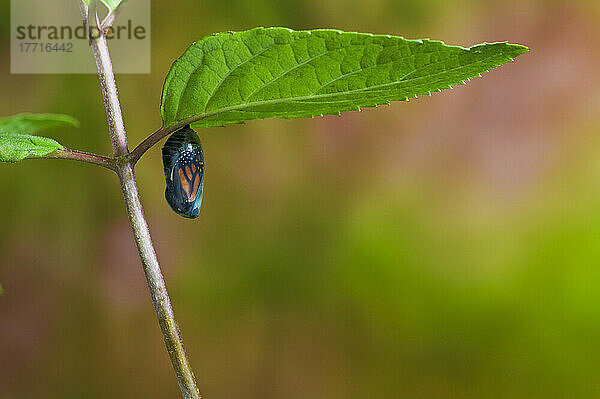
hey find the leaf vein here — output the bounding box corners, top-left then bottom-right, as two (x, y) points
(203, 41), (275, 113)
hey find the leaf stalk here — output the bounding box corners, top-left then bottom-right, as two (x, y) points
(44, 148), (116, 170)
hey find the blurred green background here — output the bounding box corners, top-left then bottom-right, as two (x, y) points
(2, 0), (600, 398)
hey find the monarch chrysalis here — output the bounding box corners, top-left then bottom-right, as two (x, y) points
(162, 126), (204, 218)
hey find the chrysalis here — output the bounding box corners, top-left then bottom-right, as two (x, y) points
(161, 126), (204, 218)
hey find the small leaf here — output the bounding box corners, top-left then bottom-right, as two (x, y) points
(0, 113), (77, 163)
(81, 0), (126, 12)
(161, 27), (528, 129)
(0, 133), (64, 162)
(0, 113), (79, 135)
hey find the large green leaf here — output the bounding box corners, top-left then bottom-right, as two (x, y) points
(0, 113), (78, 163)
(161, 27), (528, 129)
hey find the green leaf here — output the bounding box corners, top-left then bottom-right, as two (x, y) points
(0, 113), (79, 135)
(161, 27), (528, 129)
(81, 0), (126, 12)
(0, 113), (77, 163)
(0, 134), (64, 162)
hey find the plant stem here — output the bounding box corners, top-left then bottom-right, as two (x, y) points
(44, 148), (116, 170)
(89, 37), (128, 156)
(130, 118), (193, 165)
(116, 161), (201, 399)
(80, 3), (201, 398)
(130, 125), (167, 165)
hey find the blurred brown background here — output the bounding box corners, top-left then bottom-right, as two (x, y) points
(2, 0), (600, 398)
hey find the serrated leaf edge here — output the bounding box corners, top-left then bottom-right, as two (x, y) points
(163, 37), (526, 130)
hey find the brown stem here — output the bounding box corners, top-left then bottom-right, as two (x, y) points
(79, 2), (202, 398)
(129, 125), (167, 165)
(44, 148), (116, 171)
(130, 117), (198, 165)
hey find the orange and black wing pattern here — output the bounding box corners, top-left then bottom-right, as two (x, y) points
(162, 126), (204, 218)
